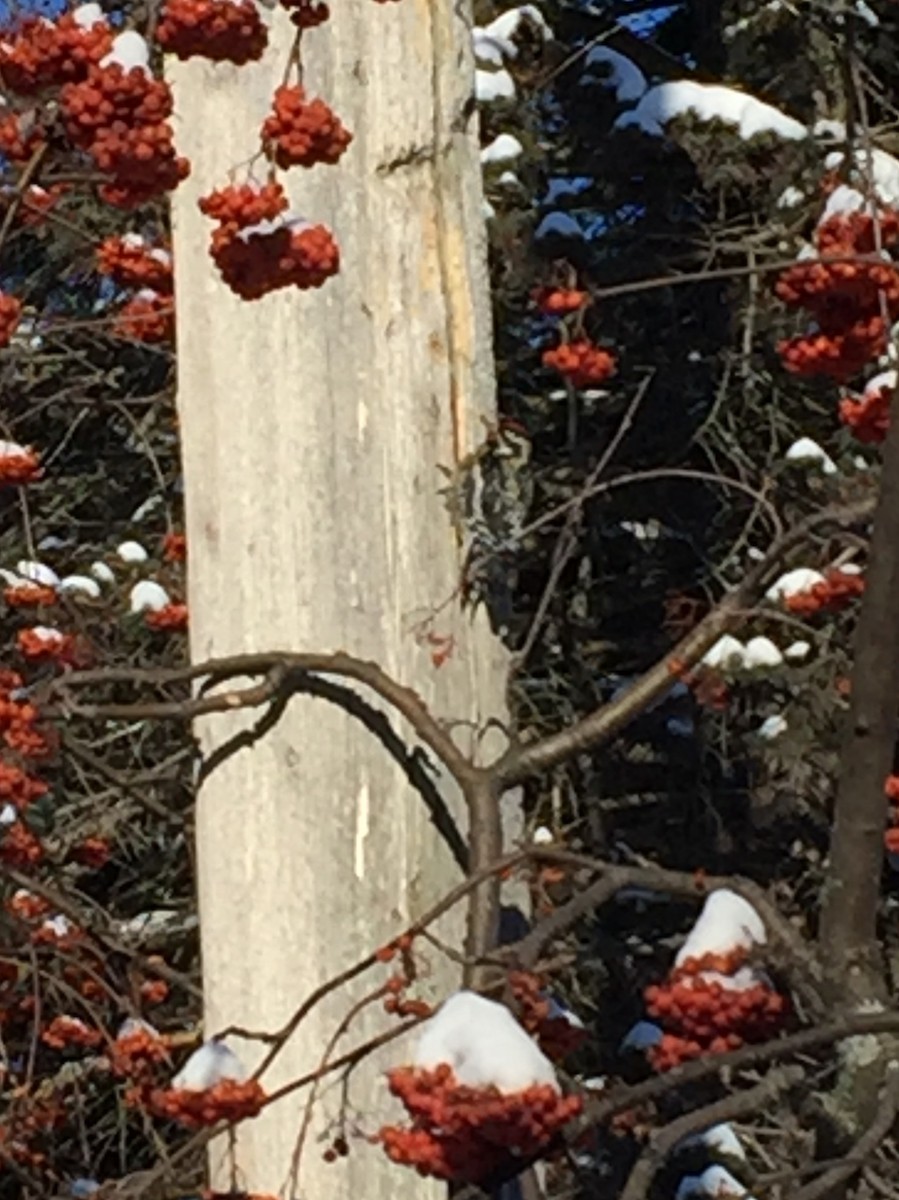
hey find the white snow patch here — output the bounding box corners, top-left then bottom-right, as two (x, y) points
(680, 1122), (748, 1162)
(131, 495), (163, 522)
(481, 133), (524, 165)
(757, 714), (788, 740)
(117, 540), (149, 564)
(784, 640), (811, 661)
(129, 580), (170, 614)
(100, 31), (150, 74)
(765, 567), (827, 601)
(17, 560), (59, 587)
(413, 991), (559, 1093)
(675, 890), (766, 968)
(72, 3), (106, 26)
(485, 5), (552, 43)
(172, 1041), (246, 1091)
(616, 81), (806, 141)
(90, 561), (115, 584)
(677, 1165), (751, 1200)
(702, 634), (745, 670)
(865, 369), (897, 396)
(476, 68), (516, 103)
(785, 436), (838, 475)
(776, 185), (805, 209)
(60, 575), (101, 599)
(582, 46), (647, 103)
(472, 29), (517, 65)
(742, 636), (784, 669)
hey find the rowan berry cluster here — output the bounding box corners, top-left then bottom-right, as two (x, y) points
(839, 376), (892, 444)
(542, 339), (617, 387)
(532, 287), (588, 316)
(508, 972), (587, 1061)
(156, 0), (268, 65)
(147, 1079), (267, 1127)
(262, 85), (353, 169)
(16, 626), (77, 664)
(645, 949), (787, 1071)
(145, 602), (189, 631)
(0, 665), (53, 872)
(97, 235), (174, 291)
(0, 111), (44, 164)
(0, 440), (41, 487)
(60, 42), (189, 208)
(110, 1025), (171, 1081)
(884, 775), (899, 856)
(200, 183), (339, 299)
(782, 568), (865, 616)
(0, 9), (112, 93)
(776, 209), (899, 380)
(279, 0), (330, 27)
(18, 184), (68, 227)
(379, 1064), (582, 1185)
(41, 1014), (103, 1050)
(0, 293), (23, 350)
(115, 290), (176, 343)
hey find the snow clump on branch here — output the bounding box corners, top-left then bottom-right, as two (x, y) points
(616, 81), (806, 141)
(413, 990), (558, 1091)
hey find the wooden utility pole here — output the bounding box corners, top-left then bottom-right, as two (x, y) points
(169, 2), (507, 1194)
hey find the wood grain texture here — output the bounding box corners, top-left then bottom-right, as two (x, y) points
(169, 1), (509, 1193)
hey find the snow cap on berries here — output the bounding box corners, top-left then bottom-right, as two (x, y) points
(172, 1039), (247, 1090)
(100, 31), (151, 73)
(675, 889), (766, 968)
(413, 991), (559, 1093)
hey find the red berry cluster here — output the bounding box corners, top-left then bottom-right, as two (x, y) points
(374, 933), (432, 1018)
(0, 821), (44, 868)
(0, 670), (53, 760)
(0, 441), (41, 487)
(110, 1027), (171, 1080)
(532, 287), (588, 316)
(0, 292), (23, 350)
(156, 0), (268, 65)
(278, 0), (330, 27)
(41, 1014), (103, 1050)
(645, 950), (787, 1071)
(97, 236), (173, 291)
(0, 761), (48, 807)
(884, 775), (899, 856)
(0, 111), (45, 164)
(379, 1064), (582, 1185)
(542, 340), (617, 388)
(115, 290), (176, 343)
(782, 568), (865, 617)
(262, 85), (353, 169)
(61, 61), (189, 208)
(839, 378), (892, 444)
(199, 182), (339, 299)
(776, 210), (899, 381)
(18, 184), (68, 228)
(145, 602), (189, 631)
(147, 1079), (267, 1127)
(0, 12), (112, 93)
(4, 582), (56, 607)
(16, 627), (77, 665)
(508, 972), (587, 1062)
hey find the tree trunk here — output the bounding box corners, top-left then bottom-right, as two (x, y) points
(169, 4), (507, 1195)
(817, 389), (899, 1136)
